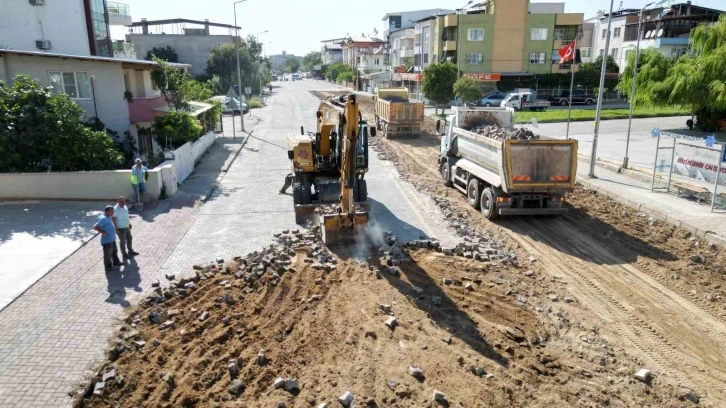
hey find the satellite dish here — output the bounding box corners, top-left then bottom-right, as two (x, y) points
(646, 30), (653, 38)
(656, 28), (664, 38)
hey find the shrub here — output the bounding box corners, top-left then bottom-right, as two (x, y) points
(152, 112), (202, 150)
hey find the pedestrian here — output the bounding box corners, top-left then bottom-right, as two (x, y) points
(94, 205), (122, 271)
(131, 158), (148, 203)
(280, 173), (294, 194)
(113, 196), (139, 261)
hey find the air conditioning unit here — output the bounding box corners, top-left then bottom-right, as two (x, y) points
(29, 0), (44, 5)
(35, 40), (51, 50)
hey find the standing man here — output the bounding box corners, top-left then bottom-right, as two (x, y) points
(131, 158), (148, 204)
(94, 205), (122, 271)
(113, 196), (139, 261)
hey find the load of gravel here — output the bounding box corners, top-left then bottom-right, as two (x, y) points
(471, 125), (539, 141)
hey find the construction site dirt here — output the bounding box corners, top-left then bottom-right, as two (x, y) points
(78, 90), (725, 408)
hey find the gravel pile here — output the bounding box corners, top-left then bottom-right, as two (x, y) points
(471, 125), (539, 141)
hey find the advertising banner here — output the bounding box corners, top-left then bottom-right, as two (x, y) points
(672, 141), (726, 186)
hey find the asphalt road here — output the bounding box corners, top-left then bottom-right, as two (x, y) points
(159, 80), (456, 273)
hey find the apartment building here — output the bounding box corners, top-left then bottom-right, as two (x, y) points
(321, 39), (345, 64)
(382, 9), (453, 38)
(126, 18), (241, 76)
(342, 35), (384, 70)
(387, 28), (415, 68)
(585, 2), (723, 72)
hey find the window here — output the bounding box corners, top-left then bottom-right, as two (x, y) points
(357, 56), (361, 64)
(423, 30), (430, 44)
(602, 29), (607, 39)
(599, 49), (604, 57)
(468, 28), (484, 41)
(529, 52), (546, 64)
(581, 48), (591, 57)
(465, 53), (483, 65)
(613, 27), (621, 38)
(611, 48), (618, 58)
(423, 54), (429, 64)
(531, 28), (548, 41)
(554, 29), (565, 40)
(48, 72), (91, 99)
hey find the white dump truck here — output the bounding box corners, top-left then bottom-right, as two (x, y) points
(439, 107), (578, 219)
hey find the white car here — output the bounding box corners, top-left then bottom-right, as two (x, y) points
(209, 96), (249, 115)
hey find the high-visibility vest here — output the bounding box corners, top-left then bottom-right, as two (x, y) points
(130, 168), (143, 185)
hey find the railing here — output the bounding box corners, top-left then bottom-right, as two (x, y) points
(113, 41), (134, 53)
(107, 2), (130, 16)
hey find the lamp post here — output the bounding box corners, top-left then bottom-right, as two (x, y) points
(588, 0), (614, 178)
(233, 0), (246, 132)
(456, 0), (473, 80)
(623, 2), (654, 169)
(256, 30), (269, 97)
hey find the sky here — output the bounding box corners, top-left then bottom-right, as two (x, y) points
(110, 0), (725, 57)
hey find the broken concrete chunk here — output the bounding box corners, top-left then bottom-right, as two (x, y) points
(379, 304), (392, 314)
(102, 368), (116, 382)
(284, 378), (299, 391)
(338, 391), (354, 406)
(407, 366), (424, 379)
(442, 278), (453, 285)
(257, 350), (267, 365)
(634, 368), (652, 383)
(228, 379), (245, 395)
(465, 282), (474, 291)
(433, 390), (446, 402)
(199, 311), (209, 322)
(385, 316), (398, 329)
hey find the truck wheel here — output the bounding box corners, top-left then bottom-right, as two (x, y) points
(480, 188), (499, 220)
(301, 181), (313, 205)
(357, 179), (368, 202)
(292, 182), (303, 205)
(375, 115), (381, 131)
(440, 161), (453, 187)
(560, 100), (567, 106)
(383, 123), (389, 138)
(467, 178), (480, 209)
(585, 99), (593, 105)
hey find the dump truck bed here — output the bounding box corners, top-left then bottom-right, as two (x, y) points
(375, 97), (424, 138)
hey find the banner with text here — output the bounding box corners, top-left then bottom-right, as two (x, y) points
(672, 141), (725, 186)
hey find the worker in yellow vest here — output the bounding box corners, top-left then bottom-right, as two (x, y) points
(131, 158), (148, 203)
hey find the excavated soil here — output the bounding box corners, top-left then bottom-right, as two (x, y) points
(309, 90), (726, 405)
(81, 231), (684, 408)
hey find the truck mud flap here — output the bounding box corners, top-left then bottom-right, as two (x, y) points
(294, 202), (371, 225)
(498, 208), (569, 216)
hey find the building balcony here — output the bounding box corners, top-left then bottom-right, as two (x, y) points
(444, 14), (458, 27)
(113, 41), (136, 59)
(443, 41), (457, 52)
(128, 95), (169, 124)
(107, 2), (132, 26)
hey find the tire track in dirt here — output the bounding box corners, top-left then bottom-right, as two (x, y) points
(505, 217), (726, 401)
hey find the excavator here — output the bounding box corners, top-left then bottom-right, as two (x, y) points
(285, 93), (375, 245)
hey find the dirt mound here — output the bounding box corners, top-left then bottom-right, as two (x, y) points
(470, 125), (539, 141)
(76, 225), (679, 408)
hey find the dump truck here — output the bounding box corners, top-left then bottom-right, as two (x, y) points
(286, 94), (373, 244)
(439, 106), (577, 218)
(374, 87), (424, 138)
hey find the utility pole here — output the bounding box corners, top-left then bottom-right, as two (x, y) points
(588, 0), (614, 178)
(623, 2), (654, 169)
(233, 0), (246, 132)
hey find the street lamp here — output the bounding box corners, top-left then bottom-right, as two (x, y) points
(588, 0), (615, 178)
(256, 30), (269, 96)
(623, 2), (654, 169)
(456, 0), (473, 80)
(233, 0), (247, 132)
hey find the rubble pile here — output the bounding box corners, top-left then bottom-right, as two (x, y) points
(471, 125), (538, 141)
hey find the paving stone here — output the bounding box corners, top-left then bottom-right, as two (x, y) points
(433, 390), (446, 402)
(338, 391), (354, 406)
(228, 379), (245, 395)
(407, 366), (424, 379)
(385, 316), (398, 329)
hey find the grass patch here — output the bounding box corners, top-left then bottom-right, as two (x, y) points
(430, 113), (447, 121)
(249, 96), (265, 109)
(514, 107), (690, 124)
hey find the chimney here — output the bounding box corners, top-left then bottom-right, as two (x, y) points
(141, 18), (148, 34)
(204, 19), (210, 35)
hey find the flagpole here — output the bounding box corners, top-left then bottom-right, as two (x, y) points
(565, 60), (575, 140)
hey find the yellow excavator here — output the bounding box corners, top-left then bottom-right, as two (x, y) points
(286, 94), (375, 245)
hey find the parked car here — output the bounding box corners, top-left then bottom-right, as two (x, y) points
(548, 90), (596, 106)
(477, 94), (506, 107)
(209, 96), (249, 115)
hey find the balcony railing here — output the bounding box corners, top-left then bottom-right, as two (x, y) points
(113, 41), (136, 59)
(107, 2), (130, 16)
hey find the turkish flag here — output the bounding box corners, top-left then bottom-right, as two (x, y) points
(559, 40), (576, 64)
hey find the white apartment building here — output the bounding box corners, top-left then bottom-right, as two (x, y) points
(382, 8), (453, 38)
(585, 9), (640, 72)
(387, 28), (415, 68)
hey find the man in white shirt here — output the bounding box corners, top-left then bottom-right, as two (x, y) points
(113, 196), (139, 260)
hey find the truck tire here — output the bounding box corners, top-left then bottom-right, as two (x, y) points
(383, 122), (389, 138)
(440, 160), (453, 187)
(585, 99), (593, 105)
(467, 178), (480, 209)
(357, 179), (368, 202)
(301, 180), (312, 205)
(292, 182), (303, 205)
(560, 99), (567, 106)
(480, 188), (499, 220)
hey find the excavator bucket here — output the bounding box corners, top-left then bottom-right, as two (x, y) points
(318, 208), (370, 246)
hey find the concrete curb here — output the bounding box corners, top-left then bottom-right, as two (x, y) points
(576, 173), (726, 247)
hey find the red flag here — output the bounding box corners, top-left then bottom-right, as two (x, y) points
(559, 40), (576, 64)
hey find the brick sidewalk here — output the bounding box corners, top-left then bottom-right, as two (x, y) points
(0, 118), (252, 408)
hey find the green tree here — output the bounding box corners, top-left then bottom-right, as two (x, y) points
(616, 48), (673, 107)
(152, 112), (202, 149)
(303, 51), (323, 71)
(285, 56), (301, 73)
(422, 62), (457, 114)
(205, 37), (264, 94)
(337, 71), (355, 84)
(325, 63), (353, 82)
(404, 57), (414, 72)
(183, 79), (214, 102)
(0, 75), (122, 172)
(150, 57), (191, 111)
(144, 46), (178, 62)
(453, 77), (482, 105)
